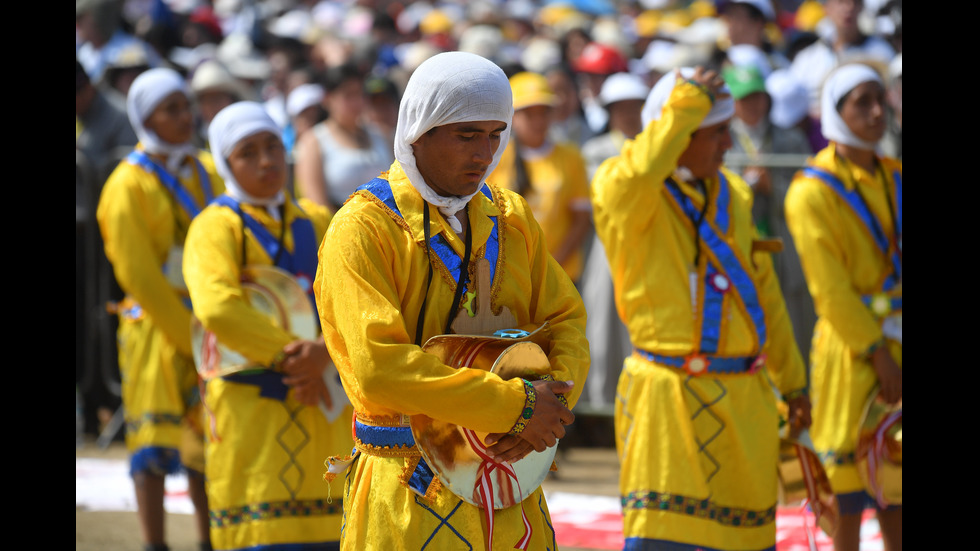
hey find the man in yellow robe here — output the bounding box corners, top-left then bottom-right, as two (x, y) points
(314, 51), (590, 550)
(591, 66), (811, 550)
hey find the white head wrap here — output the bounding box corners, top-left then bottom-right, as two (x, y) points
(286, 83), (325, 119)
(641, 67), (736, 129)
(394, 51), (513, 233)
(208, 101), (286, 215)
(820, 63), (884, 151)
(126, 67), (198, 174)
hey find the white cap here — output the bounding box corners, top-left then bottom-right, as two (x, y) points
(888, 53), (902, 84)
(765, 68), (808, 129)
(190, 59), (255, 101)
(599, 72), (651, 107)
(726, 44), (772, 78)
(286, 83), (324, 118)
(726, 0), (775, 21)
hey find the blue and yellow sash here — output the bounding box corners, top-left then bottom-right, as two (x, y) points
(664, 172), (767, 355)
(802, 166), (902, 293)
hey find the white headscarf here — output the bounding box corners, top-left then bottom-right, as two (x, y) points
(126, 67), (199, 174)
(820, 63), (884, 151)
(208, 101), (286, 217)
(641, 67), (736, 129)
(394, 51), (513, 233)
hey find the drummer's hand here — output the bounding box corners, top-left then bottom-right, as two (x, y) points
(280, 339), (333, 408)
(292, 373), (331, 408)
(485, 380), (575, 462)
(872, 345), (902, 404)
(483, 434), (535, 464)
(786, 394), (812, 431)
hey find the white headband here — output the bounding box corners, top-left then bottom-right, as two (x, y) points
(208, 101), (286, 209)
(394, 51), (513, 232)
(641, 67), (736, 129)
(821, 63), (884, 151)
(126, 67), (198, 174)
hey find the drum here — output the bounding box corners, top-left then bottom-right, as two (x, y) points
(856, 388), (902, 508)
(191, 265), (317, 380)
(778, 428), (839, 536)
(410, 323), (558, 511)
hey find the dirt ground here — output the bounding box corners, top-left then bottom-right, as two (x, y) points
(76, 417), (620, 551)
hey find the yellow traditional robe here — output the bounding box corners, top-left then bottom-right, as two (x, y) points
(784, 144), (902, 500)
(96, 145), (223, 473)
(591, 81), (807, 550)
(314, 163), (589, 550)
(183, 195), (354, 549)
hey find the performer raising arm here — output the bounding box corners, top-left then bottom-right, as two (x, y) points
(590, 66), (811, 551)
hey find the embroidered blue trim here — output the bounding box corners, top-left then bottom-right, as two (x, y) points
(354, 421), (436, 497)
(223, 371), (289, 401)
(212, 195), (319, 314)
(359, 180), (499, 295)
(356, 177), (401, 218)
(354, 421), (416, 448)
(130, 446), (182, 477)
(635, 349), (758, 374)
(664, 173), (766, 354)
(624, 536), (774, 551)
(126, 150), (214, 218)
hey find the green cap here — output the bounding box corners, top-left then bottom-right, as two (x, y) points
(722, 65), (767, 100)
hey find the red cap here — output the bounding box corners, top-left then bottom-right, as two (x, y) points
(572, 42), (628, 75)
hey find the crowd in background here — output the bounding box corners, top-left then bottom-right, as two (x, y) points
(77, 0), (903, 442)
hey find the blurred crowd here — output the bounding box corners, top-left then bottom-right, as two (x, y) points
(76, 0), (903, 439)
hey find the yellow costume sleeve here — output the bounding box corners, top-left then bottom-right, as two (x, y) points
(726, 172), (807, 394)
(96, 150), (223, 356)
(183, 198), (331, 365)
(315, 166), (588, 434)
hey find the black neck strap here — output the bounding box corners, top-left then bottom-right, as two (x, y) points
(414, 203), (472, 345)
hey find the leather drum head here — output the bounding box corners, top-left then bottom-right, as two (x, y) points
(778, 429), (839, 536)
(192, 265), (316, 380)
(412, 326), (558, 510)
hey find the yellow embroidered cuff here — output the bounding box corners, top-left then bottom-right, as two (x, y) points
(271, 350), (287, 372)
(783, 388), (808, 402)
(509, 379), (537, 435)
(539, 374), (569, 408)
(862, 338), (886, 361)
(684, 78), (715, 103)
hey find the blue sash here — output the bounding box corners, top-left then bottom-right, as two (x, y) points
(356, 178), (500, 298)
(664, 173), (767, 354)
(802, 166), (902, 291)
(212, 195), (320, 400)
(353, 421), (436, 497)
(126, 150), (214, 219)
(354, 178), (500, 492)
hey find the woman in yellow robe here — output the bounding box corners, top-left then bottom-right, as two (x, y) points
(183, 102), (354, 550)
(96, 67), (220, 551)
(784, 62), (902, 551)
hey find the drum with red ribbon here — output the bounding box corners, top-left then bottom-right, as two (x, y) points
(411, 324), (557, 551)
(856, 388), (902, 508)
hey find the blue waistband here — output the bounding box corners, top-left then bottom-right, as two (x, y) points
(354, 421), (417, 448)
(635, 349), (760, 375)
